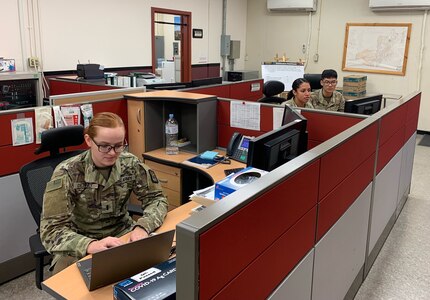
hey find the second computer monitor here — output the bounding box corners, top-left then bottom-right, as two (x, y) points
(247, 118), (307, 172)
(344, 94), (383, 115)
(282, 104), (307, 125)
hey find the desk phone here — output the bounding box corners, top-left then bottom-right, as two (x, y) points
(226, 132), (253, 163)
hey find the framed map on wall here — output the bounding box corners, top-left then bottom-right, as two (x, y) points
(342, 23), (411, 76)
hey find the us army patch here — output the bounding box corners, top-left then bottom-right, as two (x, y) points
(148, 170), (159, 183)
(46, 178), (63, 192)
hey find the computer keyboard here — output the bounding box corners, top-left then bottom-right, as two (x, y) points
(224, 167), (245, 176)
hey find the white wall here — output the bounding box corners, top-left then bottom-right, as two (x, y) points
(246, 0), (430, 131)
(0, 0), (25, 70)
(0, 0), (248, 73)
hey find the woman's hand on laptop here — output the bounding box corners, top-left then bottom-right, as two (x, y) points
(87, 237), (125, 254)
(129, 226), (149, 242)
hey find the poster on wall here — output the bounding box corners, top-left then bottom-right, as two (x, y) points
(342, 23), (411, 76)
(11, 118), (34, 146)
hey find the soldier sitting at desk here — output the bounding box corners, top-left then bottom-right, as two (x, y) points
(310, 69), (345, 111)
(40, 112), (168, 274)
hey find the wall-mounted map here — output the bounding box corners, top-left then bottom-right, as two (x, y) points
(342, 23), (411, 76)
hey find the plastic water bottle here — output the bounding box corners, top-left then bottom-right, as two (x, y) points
(165, 114), (179, 155)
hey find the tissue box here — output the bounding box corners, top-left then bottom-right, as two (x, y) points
(214, 167), (267, 200)
(113, 258), (176, 300)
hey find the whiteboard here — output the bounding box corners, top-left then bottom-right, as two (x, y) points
(261, 64), (305, 91)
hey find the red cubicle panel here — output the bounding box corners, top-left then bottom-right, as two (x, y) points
(229, 80), (263, 101)
(405, 94), (421, 141)
(192, 85), (230, 98)
(378, 105), (407, 147)
(213, 207), (317, 299)
(318, 123), (378, 200)
(0, 99), (127, 177)
(198, 160), (320, 299)
(317, 154), (375, 241)
(376, 104), (408, 174)
(216, 100), (274, 148)
(301, 110), (363, 145)
(49, 80), (81, 95)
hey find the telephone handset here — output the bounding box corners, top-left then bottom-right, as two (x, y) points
(226, 132), (253, 163)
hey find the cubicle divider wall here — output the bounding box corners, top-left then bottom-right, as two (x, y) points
(183, 79), (264, 101)
(176, 92), (421, 299)
(216, 99), (366, 150)
(0, 87), (143, 284)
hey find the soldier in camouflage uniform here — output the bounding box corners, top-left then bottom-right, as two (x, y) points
(40, 112), (168, 273)
(281, 78), (314, 109)
(310, 69), (345, 111)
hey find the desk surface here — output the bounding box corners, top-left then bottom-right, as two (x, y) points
(42, 201), (198, 299)
(143, 148), (245, 183)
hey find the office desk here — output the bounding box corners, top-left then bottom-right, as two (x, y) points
(41, 201), (198, 299)
(143, 148), (245, 209)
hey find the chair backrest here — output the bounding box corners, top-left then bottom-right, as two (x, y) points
(304, 73), (322, 90)
(258, 80), (285, 104)
(19, 125), (85, 227)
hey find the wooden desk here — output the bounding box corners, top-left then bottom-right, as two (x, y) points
(41, 201), (198, 299)
(143, 148), (245, 209)
(143, 148), (245, 183)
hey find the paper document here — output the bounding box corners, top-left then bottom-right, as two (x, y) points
(190, 185), (215, 200)
(230, 101), (261, 131)
(273, 107), (284, 129)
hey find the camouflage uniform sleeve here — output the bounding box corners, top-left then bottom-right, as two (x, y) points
(133, 161), (168, 234)
(40, 168), (95, 260)
(338, 92), (346, 111)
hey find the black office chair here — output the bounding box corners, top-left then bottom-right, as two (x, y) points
(304, 73), (322, 91)
(258, 80), (285, 104)
(19, 125), (143, 289)
(19, 125), (85, 289)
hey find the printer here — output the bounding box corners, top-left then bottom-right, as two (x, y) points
(131, 72), (165, 86)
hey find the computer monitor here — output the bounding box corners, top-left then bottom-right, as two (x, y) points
(282, 104), (307, 125)
(344, 94), (383, 115)
(246, 118), (307, 172)
(304, 73), (322, 91)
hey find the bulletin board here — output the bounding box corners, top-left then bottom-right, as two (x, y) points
(261, 63), (305, 91)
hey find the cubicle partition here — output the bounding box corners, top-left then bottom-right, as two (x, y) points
(0, 87), (143, 284)
(177, 92), (421, 299)
(185, 79), (264, 101)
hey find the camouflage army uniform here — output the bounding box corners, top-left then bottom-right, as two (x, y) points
(40, 150), (168, 267)
(281, 98), (314, 109)
(310, 89), (345, 111)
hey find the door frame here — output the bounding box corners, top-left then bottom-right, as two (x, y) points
(151, 7), (192, 82)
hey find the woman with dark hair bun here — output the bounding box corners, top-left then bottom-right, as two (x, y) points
(282, 78), (314, 108)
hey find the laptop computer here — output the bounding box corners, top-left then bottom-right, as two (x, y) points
(76, 229), (175, 291)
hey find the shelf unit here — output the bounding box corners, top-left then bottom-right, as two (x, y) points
(0, 72), (41, 110)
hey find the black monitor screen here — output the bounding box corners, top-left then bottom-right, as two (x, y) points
(344, 94), (383, 115)
(282, 105), (307, 126)
(247, 119), (307, 172)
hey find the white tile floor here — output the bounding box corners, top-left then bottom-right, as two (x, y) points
(1, 134), (429, 300)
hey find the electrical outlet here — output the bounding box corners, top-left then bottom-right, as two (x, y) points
(28, 57), (39, 68)
(302, 44), (306, 54)
(313, 54), (319, 62)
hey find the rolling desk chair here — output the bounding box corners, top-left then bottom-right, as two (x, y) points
(19, 125), (143, 289)
(258, 80), (285, 104)
(304, 73), (322, 91)
(19, 125), (85, 289)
